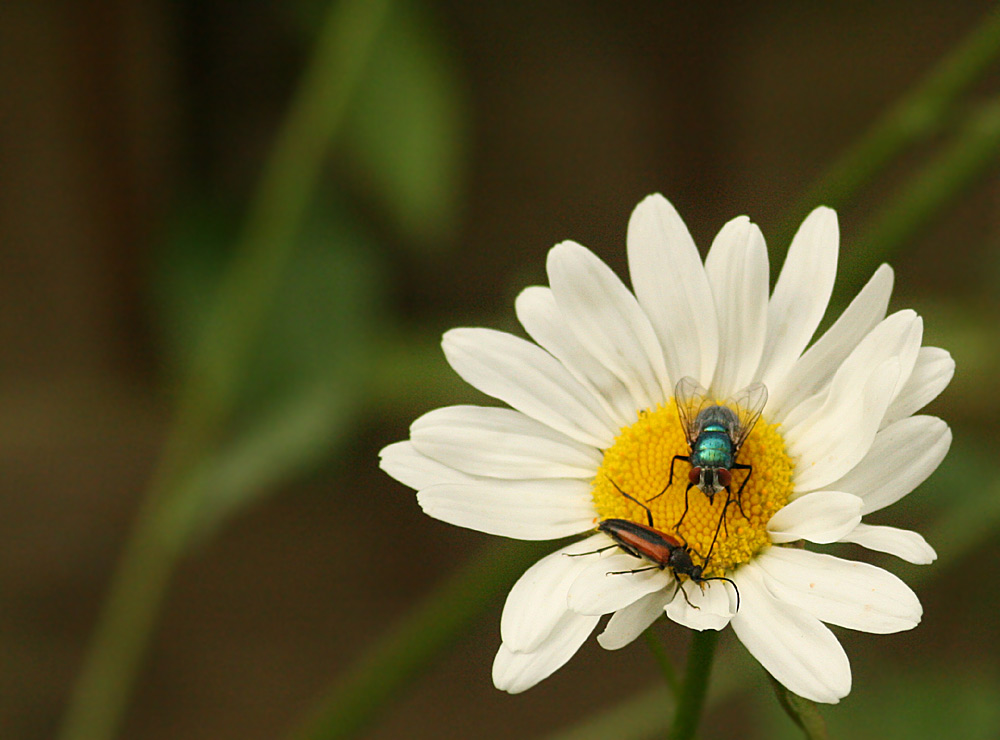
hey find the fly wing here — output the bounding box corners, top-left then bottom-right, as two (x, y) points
(724, 381), (768, 453)
(674, 376), (713, 446)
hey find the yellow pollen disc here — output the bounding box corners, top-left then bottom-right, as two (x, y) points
(592, 399), (795, 577)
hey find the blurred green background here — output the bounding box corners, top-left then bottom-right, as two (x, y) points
(2, 1), (999, 739)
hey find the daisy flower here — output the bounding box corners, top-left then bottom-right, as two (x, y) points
(379, 195), (953, 704)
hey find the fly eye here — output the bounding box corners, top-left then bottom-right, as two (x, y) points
(688, 467), (701, 485)
(717, 469), (732, 487)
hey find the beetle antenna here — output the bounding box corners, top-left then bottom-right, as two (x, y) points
(605, 476), (655, 528)
(701, 576), (740, 611)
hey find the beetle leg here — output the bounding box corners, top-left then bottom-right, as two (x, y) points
(672, 580), (700, 610)
(564, 544), (618, 558)
(607, 565), (659, 576)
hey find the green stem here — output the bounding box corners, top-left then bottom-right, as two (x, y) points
(779, 4), (1000, 243)
(56, 3), (392, 740)
(287, 540), (548, 740)
(668, 630), (719, 740)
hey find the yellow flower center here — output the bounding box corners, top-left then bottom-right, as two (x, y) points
(591, 398), (795, 577)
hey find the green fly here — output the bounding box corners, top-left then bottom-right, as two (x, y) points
(650, 376), (768, 533)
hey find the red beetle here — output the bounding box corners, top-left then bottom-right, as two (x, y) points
(596, 480), (740, 610)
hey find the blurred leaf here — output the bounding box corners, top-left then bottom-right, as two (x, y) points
(185, 382), (356, 544)
(153, 195), (387, 537)
(340, 0), (468, 249)
(237, 201), (385, 406)
(156, 196), (384, 401)
(151, 196), (238, 375)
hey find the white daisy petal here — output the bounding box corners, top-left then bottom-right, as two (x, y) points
(864, 311), (922, 373)
(705, 217), (769, 399)
(831, 310), (922, 405)
(839, 523), (937, 564)
(730, 562), (851, 704)
(410, 405), (601, 480)
(516, 287), (635, 427)
(876, 313), (922, 406)
(775, 389), (825, 435)
(501, 534), (606, 653)
(826, 415), (951, 515)
(567, 553), (672, 616)
(881, 347), (955, 428)
(665, 578), (737, 631)
(378, 441), (480, 490)
(755, 547), (922, 634)
(757, 207), (839, 391)
(417, 480), (596, 540)
(547, 241), (669, 410)
(779, 310), (920, 437)
(787, 358), (901, 492)
(768, 264), (894, 422)
(627, 194), (719, 388)
(442, 328), (617, 448)
(493, 612), (601, 694)
(597, 590), (672, 650)
(767, 491), (863, 544)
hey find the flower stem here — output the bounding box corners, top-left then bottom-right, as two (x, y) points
(668, 630), (719, 740)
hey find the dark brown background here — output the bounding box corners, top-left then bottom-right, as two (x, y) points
(2, 2), (998, 738)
